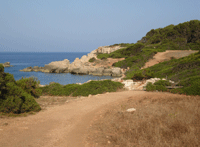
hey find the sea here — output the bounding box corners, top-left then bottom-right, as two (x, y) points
(0, 52), (113, 85)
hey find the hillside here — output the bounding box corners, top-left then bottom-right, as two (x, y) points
(96, 20), (200, 95)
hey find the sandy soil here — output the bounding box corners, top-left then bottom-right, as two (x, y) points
(0, 91), (187, 147)
(141, 50), (198, 69)
(0, 91), (145, 147)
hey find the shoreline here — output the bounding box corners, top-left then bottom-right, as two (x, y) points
(20, 45), (126, 77)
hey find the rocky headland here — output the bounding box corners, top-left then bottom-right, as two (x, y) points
(0, 62), (13, 67)
(20, 45), (125, 77)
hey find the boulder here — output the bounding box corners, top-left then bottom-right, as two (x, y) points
(111, 67), (122, 77)
(91, 67), (104, 76)
(44, 59), (70, 73)
(71, 68), (80, 74)
(20, 67), (33, 72)
(32, 66), (41, 72)
(63, 68), (69, 73)
(55, 67), (68, 73)
(122, 80), (135, 90)
(78, 67), (89, 75)
(80, 55), (88, 62)
(103, 68), (112, 76)
(69, 58), (82, 71)
(3, 62), (10, 67)
(43, 65), (56, 73)
(89, 68), (97, 75)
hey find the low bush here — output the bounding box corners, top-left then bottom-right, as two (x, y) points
(154, 80), (171, 86)
(16, 77), (42, 98)
(89, 57), (96, 62)
(173, 77), (200, 95)
(72, 80), (124, 96)
(132, 69), (155, 80)
(146, 82), (156, 91)
(40, 80), (124, 97)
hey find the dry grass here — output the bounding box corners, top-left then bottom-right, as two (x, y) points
(86, 93), (200, 147)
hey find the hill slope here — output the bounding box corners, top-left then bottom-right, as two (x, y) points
(96, 20), (200, 95)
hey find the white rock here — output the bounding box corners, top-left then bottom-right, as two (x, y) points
(126, 108), (136, 112)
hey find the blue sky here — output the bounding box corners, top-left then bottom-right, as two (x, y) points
(0, 0), (199, 52)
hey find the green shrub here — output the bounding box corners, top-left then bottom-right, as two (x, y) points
(40, 80), (124, 97)
(72, 80), (123, 96)
(155, 85), (168, 91)
(89, 57), (96, 62)
(0, 66), (41, 114)
(154, 80), (171, 86)
(146, 82), (156, 91)
(0, 64), (4, 72)
(63, 84), (80, 96)
(16, 77), (41, 98)
(146, 80), (170, 92)
(180, 80), (200, 95)
(131, 69), (155, 80)
(132, 71), (145, 80)
(41, 83), (65, 96)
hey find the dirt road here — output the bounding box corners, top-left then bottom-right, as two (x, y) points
(0, 91), (148, 147)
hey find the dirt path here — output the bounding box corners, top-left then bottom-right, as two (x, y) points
(142, 50), (198, 69)
(0, 91), (147, 147)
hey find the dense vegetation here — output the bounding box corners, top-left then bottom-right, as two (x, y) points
(0, 65), (41, 114)
(139, 20), (200, 50)
(139, 52), (200, 95)
(40, 80), (124, 97)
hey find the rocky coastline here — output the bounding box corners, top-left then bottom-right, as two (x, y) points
(20, 45), (125, 77)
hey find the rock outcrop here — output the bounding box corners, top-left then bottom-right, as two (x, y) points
(20, 45), (124, 77)
(0, 62), (13, 67)
(96, 45), (123, 54)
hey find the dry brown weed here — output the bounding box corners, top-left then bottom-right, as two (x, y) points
(86, 94), (200, 147)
